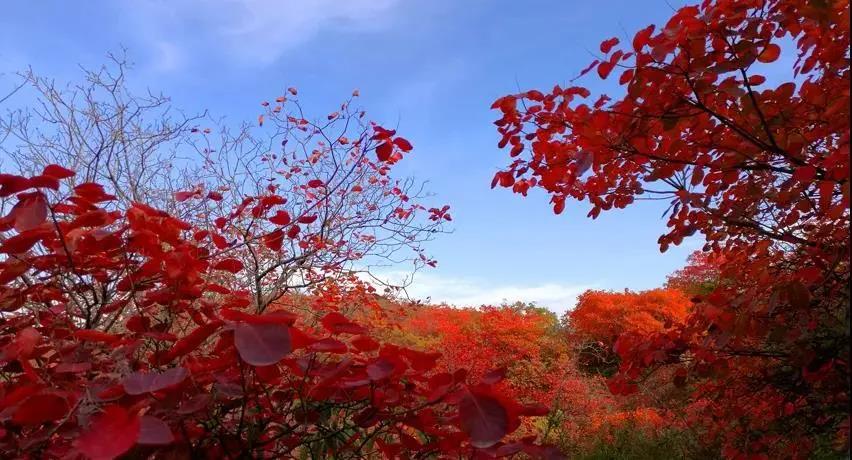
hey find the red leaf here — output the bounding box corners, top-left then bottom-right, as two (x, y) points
(309, 337), (348, 353)
(459, 390), (510, 448)
(0, 229), (48, 254)
(366, 357), (396, 380)
(597, 61), (614, 79)
(747, 74), (767, 86)
(553, 198), (565, 215)
(29, 175), (59, 190)
(212, 233), (229, 249)
(74, 182), (114, 203)
(138, 416), (174, 445)
(371, 126), (396, 140)
(12, 393), (70, 425)
(4, 327), (41, 360)
(297, 214), (318, 224)
(757, 43), (781, 63)
(269, 210), (291, 226)
(351, 335), (380, 352)
(42, 164), (76, 179)
(400, 348), (438, 371)
(307, 179), (324, 188)
(600, 37), (619, 54)
(287, 225), (300, 239)
(632, 25), (655, 51)
(74, 405), (140, 460)
(174, 191), (196, 202)
(160, 322), (222, 364)
(619, 69), (634, 85)
(213, 258), (244, 273)
(0, 174), (33, 197)
(123, 367), (188, 395)
(578, 59), (600, 78)
(74, 329), (121, 344)
(792, 166), (817, 183)
(10, 192), (48, 232)
(393, 137), (413, 152)
(321, 312), (367, 335)
(264, 229), (285, 251)
(234, 322), (292, 366)
(376, 142), (393, 162)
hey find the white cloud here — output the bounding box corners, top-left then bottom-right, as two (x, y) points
(151, 41), (184, 73)
(366, 270), (594, 316)
(132, 0), (402, 67)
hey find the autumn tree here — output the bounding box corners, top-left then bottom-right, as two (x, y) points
(492, 0), (849, 457)
(1, 57), (449, 326)
(0, 61), (555, 457)
(665, 250), (723, 296)
(566, 289), (689, 376)
(0, 166), (557, 458)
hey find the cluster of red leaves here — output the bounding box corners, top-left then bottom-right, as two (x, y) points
(0, 167), (555, 459)
(491, 0), (850, 457)
(568, 289), (690, 344)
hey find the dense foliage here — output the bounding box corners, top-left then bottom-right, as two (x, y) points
(0, 101), (551, 457)
(492, 0), (849, 457)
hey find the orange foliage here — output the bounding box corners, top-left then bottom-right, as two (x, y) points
(568, 288), (690, 344)
(384, 304), (557, 382)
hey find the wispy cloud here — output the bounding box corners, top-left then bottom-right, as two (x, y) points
(368, 270), (594, 316)
(130, 0), (402, 68)
(150, 41), (184, 73)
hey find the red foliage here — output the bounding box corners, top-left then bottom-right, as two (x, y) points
(388, 305), (556, 383)
(492, 0), (850, 457)
(0, 165), (552, 458)
(568, 289), (690, 344)
(665, 251), (723, 296)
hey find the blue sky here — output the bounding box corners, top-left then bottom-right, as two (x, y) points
(0, 0), (698, 314)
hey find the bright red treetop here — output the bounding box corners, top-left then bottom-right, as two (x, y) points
(568, 289), (690, 343)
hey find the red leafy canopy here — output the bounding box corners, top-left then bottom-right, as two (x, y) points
(0, 91), (521, 457)
(491, 0), (850, 457)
